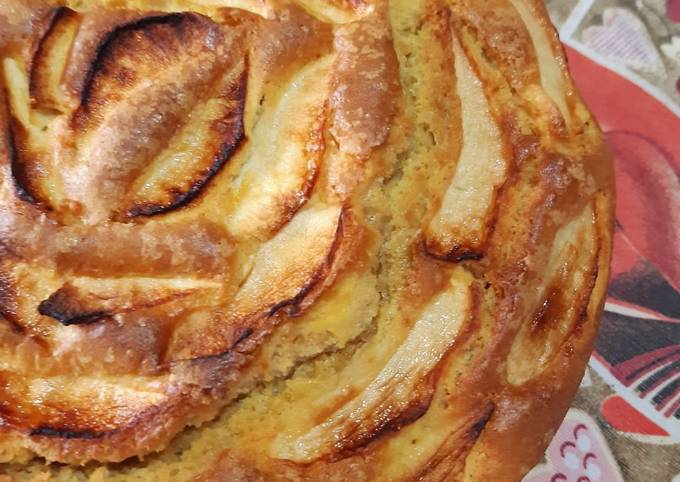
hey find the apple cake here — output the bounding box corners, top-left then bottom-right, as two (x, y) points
(0, 0), (614, 480)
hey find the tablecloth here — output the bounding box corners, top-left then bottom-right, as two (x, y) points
(523, 1), (680, 481)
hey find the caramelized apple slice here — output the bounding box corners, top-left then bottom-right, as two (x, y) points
(38, 277), (222, 326)
(0, 372), (169, 436)
(329, 14), (400, 159)
(510, 0), (572, 127)
(48, 221), (233, 277)
(62, 13), (238, 223)
(506, 202), (599, 385)
(30, 8), (80, 112)
(227, 56), (334, 240)
(294, 0), (373, 23)
(168, 204), (344, 360)
(235, 204), (344, 315)
(424, 34), (507, 261)
(2, 56), (63, 206)
(275, 268), (473, 462)
(125, 62), (246, 218)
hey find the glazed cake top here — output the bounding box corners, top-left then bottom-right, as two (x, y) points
(0, 1), (612, 480)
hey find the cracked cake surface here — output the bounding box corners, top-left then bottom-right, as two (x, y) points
(0, 0), (614, 480)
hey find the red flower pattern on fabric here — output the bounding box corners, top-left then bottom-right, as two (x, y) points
(524, 410), (624, 482)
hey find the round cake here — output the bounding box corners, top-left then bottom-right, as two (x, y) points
(0, 0), (614, 480)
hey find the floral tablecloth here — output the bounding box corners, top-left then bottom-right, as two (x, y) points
(523, 1), (680, 481)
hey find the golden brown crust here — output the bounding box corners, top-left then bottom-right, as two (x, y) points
(0, 0), (613, 480)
